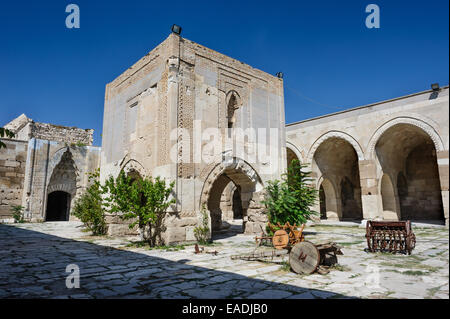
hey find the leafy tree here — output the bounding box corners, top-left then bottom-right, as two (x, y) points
(262, 159), (318, 230)
(0, 127), (15, 149)
(104, 171), (176, 246)
(73, 169), (108, 235)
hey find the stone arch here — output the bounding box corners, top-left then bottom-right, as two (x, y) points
(120, 158), (146, 178)
(318, 178), (340, 220)
(226, 90), (242, 109)
(45, 149), (77, 221)
(373, 119), (445, 222)
(367, 116), (445, 160)
(306, 131), (364, 164)
(46, 147), (80, 188)
(311, 133), (363, 221)
(200, 157), (265, 234)
(286, 142), (304, 168)
(226, 90), (241, 133)
(380, 173), (400, 220)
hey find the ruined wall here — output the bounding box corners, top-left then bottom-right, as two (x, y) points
(0, 139), (27, 221)
(1, 113), (99, 222)
(30, 122), (93, 146)
(4, 114), (94, 146)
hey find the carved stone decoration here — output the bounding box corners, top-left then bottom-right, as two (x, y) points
(46, 147), (80, 192)
(47, 150), (77, 195)
(177, 60), (195, 178)
(217, 68), (250, 130)
(157, 69), (169, 166)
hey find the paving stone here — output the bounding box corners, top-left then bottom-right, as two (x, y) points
(1, 221), (448, 299)
(287, 291), (316, 299)
(247, 289), (293, 299)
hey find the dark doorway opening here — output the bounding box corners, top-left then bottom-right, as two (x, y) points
(232, 188), (243, 219)
(46, 191), (70, 221)
(319, 185), (326, 219)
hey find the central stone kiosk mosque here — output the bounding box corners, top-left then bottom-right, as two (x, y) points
(1, 30), (449, 243)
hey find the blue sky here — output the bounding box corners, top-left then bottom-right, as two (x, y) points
(0, 0), (448, 146)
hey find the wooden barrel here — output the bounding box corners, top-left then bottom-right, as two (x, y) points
(289, 241), (320, 274)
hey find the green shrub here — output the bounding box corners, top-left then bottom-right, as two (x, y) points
(73, 170), (108, 235)
(262, 159), (318, 231)
(194, 206), (210, 244)
(11, 205), (25, 223)
(103, 171), (175, 246)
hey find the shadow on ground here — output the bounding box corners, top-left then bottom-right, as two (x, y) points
(0, 224), (357, 299)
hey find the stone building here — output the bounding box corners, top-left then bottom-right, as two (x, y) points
(0, 114), (100, 222)
(1, 31), (448, 242)
(100, 33), (286, 241)
(286, 86), (449, 226)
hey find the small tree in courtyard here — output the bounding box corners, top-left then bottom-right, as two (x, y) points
(103, 171), (176, 246)
(73, 169), (108, 235)
(194, 204), (210, 245)
(262, 159), (318, 231)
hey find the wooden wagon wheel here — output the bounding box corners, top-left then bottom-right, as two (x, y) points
(272, 230), (289, 250)
(289, 241), (320, 274)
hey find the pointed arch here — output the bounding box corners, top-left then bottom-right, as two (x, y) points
(306, 131), (364, 164)
(367, 116), (444, 160)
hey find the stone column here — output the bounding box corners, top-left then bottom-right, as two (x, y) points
(359, 160), (382, 220)
(437, 150), (449, 227)
(243, 191), (267, 235)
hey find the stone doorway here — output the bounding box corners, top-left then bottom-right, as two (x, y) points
(45, 149), (77, 221)
(207, 174), (247, 235)
(319, 184), (326, 219)
(201, 158), (265, 236)
(45, 191), (70, 221)
(318, 178), (339, 220)
(313, 137), (363, 221)
(232, 187), (243, 219)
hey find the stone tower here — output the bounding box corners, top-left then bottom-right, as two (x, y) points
(100, 33), (287, 242)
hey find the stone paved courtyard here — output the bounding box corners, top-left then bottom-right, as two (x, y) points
(0, 221), (448, 299)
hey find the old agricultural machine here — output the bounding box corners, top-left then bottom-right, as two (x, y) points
(365, 220), (416, 255)
(231, 222), (343, 275)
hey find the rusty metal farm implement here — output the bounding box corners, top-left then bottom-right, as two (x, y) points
(231, 222), (343, 275)
(365, 220), (416, 255)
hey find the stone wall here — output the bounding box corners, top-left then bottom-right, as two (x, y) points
(400, 143), (444, 220)
(23, 139), (101, 222)
(30, 122), (93, 146)
(0, 139), (27, 221)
